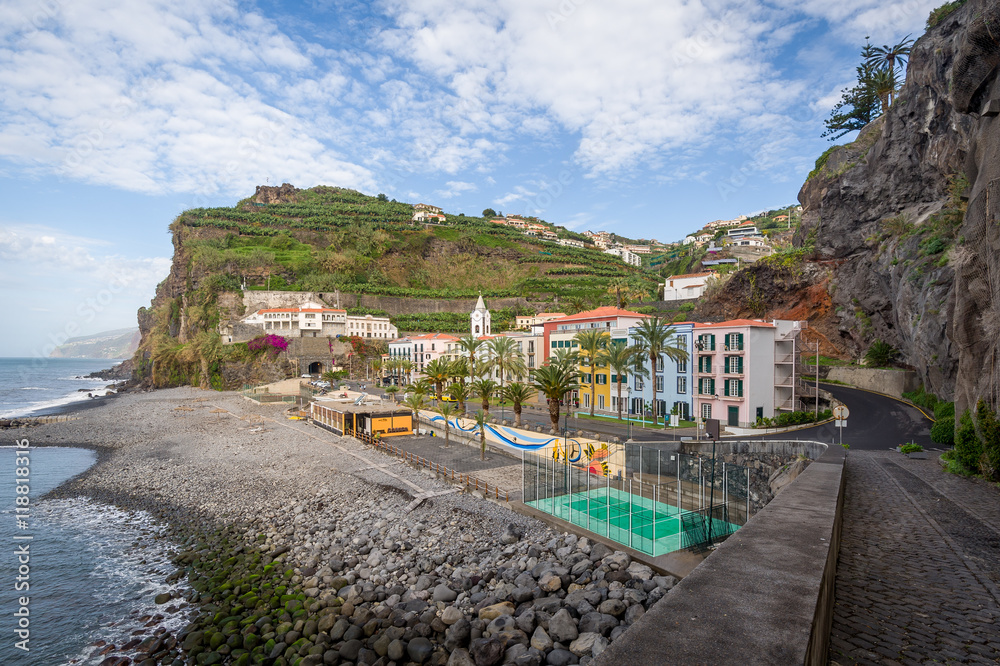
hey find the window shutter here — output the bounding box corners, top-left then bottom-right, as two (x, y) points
(723, 381), (730, 396)
(709, 378), (715, 395)
(737, 333), (744, 350)
(738, 356), (744, 373)
(709, 334), (715, 351)
(738, 380), (744, 397)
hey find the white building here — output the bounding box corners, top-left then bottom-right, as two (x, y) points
(240, 301), (347, 338)
(662, 272), (715, 301)
(346, 314), (398, 339)
(558, 238), (586, 249)
(604, 246), (642, 267)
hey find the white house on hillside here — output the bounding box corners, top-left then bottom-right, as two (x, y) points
(662, 272), (715, 301)
(604, 247), (641, 267)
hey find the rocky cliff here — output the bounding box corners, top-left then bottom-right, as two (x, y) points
(708, 0), (998, 412)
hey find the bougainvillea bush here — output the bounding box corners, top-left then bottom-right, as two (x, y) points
(248, 334), (289, 358)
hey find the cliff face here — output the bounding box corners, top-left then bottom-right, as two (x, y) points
(794, 0), (999, 407)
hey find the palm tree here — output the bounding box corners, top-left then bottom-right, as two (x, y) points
(503, 382), (537, 428)
(449, 357), (470, 389)
(402, 392), (427, 433)
(631, 316), (689, 426)
(456, 334), (487, 379)
(471, 378), (499, 416)
(550, 347), (580, 373)
(865, 35), (913, 106)
(486, 335), (528, 389)
(606, 341), (646, 421)
(448, 381), (472, 414)
(574, 329), (610, 416)
(436, 402), (457, 447)
(412, 378), (433, 398)
(384, 385), (400, 403)
(531, 362), (581, 433)
(423, 358), (452, 400)
(370, 357), (383, 385)
(400, 359), (413, 386)
(473, 410), (490, 460)
(322, 370), (337, 385)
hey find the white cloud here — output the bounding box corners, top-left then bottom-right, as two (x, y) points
(0, 224), (170, 289)
(434, 180), (477, 198)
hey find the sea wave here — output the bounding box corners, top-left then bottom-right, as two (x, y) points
(0, 387), (112, 419)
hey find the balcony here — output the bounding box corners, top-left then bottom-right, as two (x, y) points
(773, 373), (794, 386)
(774, 353), (795, 364)
(722, 345), (744, 354)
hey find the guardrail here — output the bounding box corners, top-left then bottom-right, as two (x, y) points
(347, 429), (512, 502)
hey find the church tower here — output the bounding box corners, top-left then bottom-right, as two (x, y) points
(471, 293), (491, 336)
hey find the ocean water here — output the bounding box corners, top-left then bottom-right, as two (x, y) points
(0, 357), (124, 419)
(0, 448), (188, 665)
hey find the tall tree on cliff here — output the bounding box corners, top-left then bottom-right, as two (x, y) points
(866, 35), (914, 106)
(823, 41), (883, 140)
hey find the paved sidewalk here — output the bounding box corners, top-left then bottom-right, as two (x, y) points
(829, 450), (1000, 664)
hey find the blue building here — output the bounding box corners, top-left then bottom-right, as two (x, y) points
(614, 322), (694, 422)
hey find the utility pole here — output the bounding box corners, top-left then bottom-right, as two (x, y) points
(815, 340), (820, 419)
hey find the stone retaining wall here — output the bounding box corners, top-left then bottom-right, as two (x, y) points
(826, 367), (920, 398)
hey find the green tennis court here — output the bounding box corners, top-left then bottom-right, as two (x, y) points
(528, 487), (739, 556)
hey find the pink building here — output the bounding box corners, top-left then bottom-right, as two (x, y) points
(692, 319), (805, 428)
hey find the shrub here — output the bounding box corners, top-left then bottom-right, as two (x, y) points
(900, 443), (924, 454)
(927, 0), (967, 28)
(902, 385), (940, 411)
(247, 334), (288, 359)
(934, 401), (954, 420)
(930, 417), (955, 445)
(864, 340), (899, 368)
(954, 408), (982, 472)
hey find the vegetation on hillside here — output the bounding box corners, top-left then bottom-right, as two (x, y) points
(178, 187), (656, 303)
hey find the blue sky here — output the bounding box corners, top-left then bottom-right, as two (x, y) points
(0, 0), (938, 357)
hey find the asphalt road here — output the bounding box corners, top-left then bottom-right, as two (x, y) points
(752, 383), (935, 451)
(351, 380), (936, 452)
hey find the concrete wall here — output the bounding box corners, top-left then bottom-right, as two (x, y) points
(593, 443), (846, 666)
(241, 290), (531, 317)
(826, 367), (920, 398)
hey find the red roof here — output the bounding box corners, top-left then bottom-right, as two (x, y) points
(694, 319), (774, 329)
(666, 272), (713, 280)
(551, 307), (650, 323)
(409, 333), (459, 341)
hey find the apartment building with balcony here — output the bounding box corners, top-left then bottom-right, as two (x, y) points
(692, 319), (806, 428)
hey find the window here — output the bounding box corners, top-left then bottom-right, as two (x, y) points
(702, 403), (712, 419)
(655, 376), (664, 392)
(596, 374), (607, 385)
(725, 356), (744, 374)
(634, 378), (644, 390)
(677, 377), (687, 394)
(724, 379), (744, 398)
(677, 358), (687, 373)
(698, 378), (715, 395)
(698, 356), (712, 373)
(656, 400), (666, 416)
(726, 332), (744, 351)
(697, 334), (715, 351)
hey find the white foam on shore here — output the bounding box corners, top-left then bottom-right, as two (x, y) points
(0, 386), (113, 419)
(34, 498), (189, 666)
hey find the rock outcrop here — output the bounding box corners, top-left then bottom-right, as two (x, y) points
(793, 0), (999, 410)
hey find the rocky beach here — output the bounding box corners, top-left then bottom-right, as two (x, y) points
(18, 387), (680, 666)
